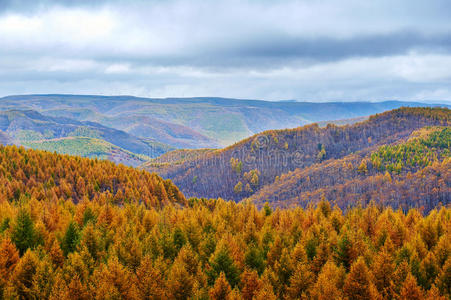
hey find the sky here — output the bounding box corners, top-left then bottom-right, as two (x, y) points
(0, 0), (451, 102)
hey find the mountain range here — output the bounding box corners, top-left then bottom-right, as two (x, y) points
(1, 94), (448, 148)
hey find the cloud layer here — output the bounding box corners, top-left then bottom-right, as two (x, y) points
(1, 0), (451, 101)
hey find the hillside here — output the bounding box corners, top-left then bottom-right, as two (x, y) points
(248, 127), (450, 212)
(0, 145), (186, 208)
(1, 94), (448, 147)
(0, 109), (174, 165)
(144, 107), (450, 205)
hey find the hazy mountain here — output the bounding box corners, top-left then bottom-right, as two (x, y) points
(1, 94), (448, 148)
(0, 109), (174, 166)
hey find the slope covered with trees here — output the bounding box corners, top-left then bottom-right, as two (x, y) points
(0, 145), (185, 208)
(248, 127), (450, 212)
(145, 107), (450, 203)
(0, 197), (449, 299)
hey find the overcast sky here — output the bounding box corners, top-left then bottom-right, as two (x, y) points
(1, 0), (451, 102)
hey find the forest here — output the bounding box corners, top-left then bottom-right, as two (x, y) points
(0, 145), (186, 209)
(0, 195), (449, 299)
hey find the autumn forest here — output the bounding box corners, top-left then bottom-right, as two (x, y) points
(0, 105), (448, 299)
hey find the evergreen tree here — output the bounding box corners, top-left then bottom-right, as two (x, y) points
(61, 221), (80, 256)
(207, 247), (241, 288)
(11, 208), (36, 255)
(244, 246), (265, 275)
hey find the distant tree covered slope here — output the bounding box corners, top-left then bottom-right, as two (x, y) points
(0, 145), (186, 208)
(144, 107), (450, 203)
(142, 148), (215, 168)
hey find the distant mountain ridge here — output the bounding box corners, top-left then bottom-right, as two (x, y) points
(2, 94), (448, 148)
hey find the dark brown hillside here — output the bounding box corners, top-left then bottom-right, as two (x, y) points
(247, 127), (450, 212)
(0, 145), (186, 208)
(144, 107), (450, 202)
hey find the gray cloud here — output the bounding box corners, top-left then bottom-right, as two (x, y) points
(237, 31), (451, 60)
(0, 0), (450, 101)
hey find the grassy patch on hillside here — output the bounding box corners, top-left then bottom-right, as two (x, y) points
(20, 137), (148, 161)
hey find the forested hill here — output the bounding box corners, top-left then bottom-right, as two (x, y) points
(144, 107), (450, 203)
(0, 145), (186, 208)
(248, 127), (450, 212)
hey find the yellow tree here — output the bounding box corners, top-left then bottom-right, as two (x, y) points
(343, 257), (379, 300)
(9, 249), (39, 299)
(49, 240), (64, 268)
(286, 262), (315, 299)
(0, 238), (20, 294)
(209, 272), (232, 300)
(93, 257), (137, 300)
(135, 256), (166, 300)
(311, 260), (345, 300)
(253, 274), (276, 300)
(425, 284), (446, 300)
(167, 262), (194, 300)
(50, 273), (90, 300)
(371, 249), (395, 299)
(30, 259), (55, 299)
(436, 257), (451, 298)
(399, 273), (424, 300)
(240, 269), (261, 300)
